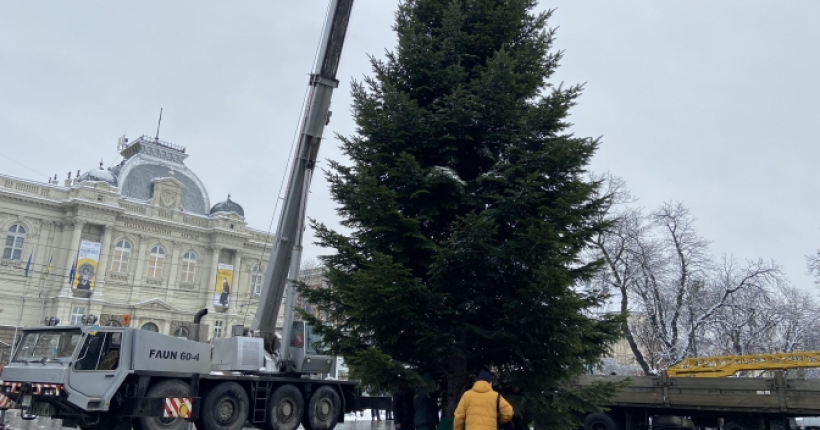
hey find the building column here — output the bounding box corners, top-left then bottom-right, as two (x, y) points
(231, 251), (242, 311)
(130, 235), (148, 302)
(35, 222), (57, 323)
(61, 221), (84, 295)
(168, 241), (182, 289)
(32, 221), (52, 283)
(166, 241), (182, 303)
(54, 222), (71, 287)
(206, 247), (221, 309)
(95, 225), (113, 297)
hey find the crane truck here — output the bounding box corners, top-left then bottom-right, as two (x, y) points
(0, 2), (384, 430)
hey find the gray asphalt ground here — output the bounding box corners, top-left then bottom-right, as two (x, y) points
(0, 409), (395, 430)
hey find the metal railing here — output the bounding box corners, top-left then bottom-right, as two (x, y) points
(128, 135), (187, 153)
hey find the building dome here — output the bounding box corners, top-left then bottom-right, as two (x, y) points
(78, 162), (118, 186)
(210, 194), (244, 217)
(116, 136), (211, 215)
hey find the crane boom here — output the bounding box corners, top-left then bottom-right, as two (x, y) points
(667, 351), (820, 377)
(251, 0), (354, 340)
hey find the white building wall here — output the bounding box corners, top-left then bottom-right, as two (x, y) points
(0, 174), (281, 340)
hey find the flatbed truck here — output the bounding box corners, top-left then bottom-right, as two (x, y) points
(572, 372), (820, 430)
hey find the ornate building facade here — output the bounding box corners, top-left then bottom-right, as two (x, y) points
(0, 135), (277, 356)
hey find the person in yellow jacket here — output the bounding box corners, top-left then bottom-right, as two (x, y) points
(454, 370), (513, 430)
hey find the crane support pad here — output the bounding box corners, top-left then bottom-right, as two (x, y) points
(122, 397), (200, 420)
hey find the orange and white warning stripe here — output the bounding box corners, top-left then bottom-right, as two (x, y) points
(0, 382), (61, 396)
(0, 393), (16, 410)
(31, 383), (61, 395)
(163, 397), (192, 419)
(1, 382), (20, 393)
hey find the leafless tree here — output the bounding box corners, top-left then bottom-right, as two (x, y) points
(588, 173), (652, 372)
(589, 175), (783, 374)
(700, 278), (777, 356)
(806, 252), (820, 286)
(698, 258), (787, 356)
(766, 284), (820, 353)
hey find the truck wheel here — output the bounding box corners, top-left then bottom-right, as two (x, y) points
(584, 413), (621, 430)
(200, 382), (249, 430)
(137, 379), (191, 430)
(302, 386), (340, 430)
(266, 385), (303, 430)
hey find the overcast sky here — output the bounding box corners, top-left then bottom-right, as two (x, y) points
(2, 1), (819, 291)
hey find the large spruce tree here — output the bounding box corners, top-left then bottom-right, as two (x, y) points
(299, 0), (622, 426)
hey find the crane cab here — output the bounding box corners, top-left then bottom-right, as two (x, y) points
(287, 320), (333, 374)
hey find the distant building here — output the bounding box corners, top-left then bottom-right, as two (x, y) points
(0, 135), (279, 343)
(296, 263), (327, 319)
(581, 281), (644, 374)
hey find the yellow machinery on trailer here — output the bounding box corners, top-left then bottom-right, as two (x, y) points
(667, 351), (820, 377)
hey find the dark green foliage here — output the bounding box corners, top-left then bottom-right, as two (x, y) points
(297, 0), (622, 427)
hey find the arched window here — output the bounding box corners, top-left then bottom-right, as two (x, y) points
(110, 239), (132, 273)
(141, 322), (159, 332)
(147, 245), (165, 278)
(173, 327), (189, 337)
(251, 265), (264, 296)
(181, 251), (197, 283)
(3, 224), (26, 260)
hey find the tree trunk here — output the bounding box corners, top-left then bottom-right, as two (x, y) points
(444, 337), (468, 418)
(621, 286), (651, 375)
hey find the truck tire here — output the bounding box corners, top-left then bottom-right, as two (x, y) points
(583, 413), (621, 430)
(137, 379), (191, 430)
(266, 385), (303, 430)
(200, 382), (249, 430)
(302, 386), (340, 430)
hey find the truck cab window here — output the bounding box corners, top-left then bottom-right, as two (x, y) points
(75, 332), (120, 371)
(13, 329), (81, 363)
(290, 321), (304, 348)
(305, 324), (325, 355)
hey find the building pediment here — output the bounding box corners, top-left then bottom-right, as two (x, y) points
(152, 177), (185, 190)
(151, 177), (185, 211)
(133, 298), (178, 311)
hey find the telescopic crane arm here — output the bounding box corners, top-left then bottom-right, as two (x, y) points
(250, 0), (355, 355)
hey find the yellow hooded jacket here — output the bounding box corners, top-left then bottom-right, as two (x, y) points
(454, 381), (513, 430)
